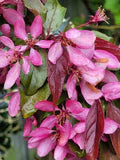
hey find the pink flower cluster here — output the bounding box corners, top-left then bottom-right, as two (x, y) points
(1, 3), (120, 159)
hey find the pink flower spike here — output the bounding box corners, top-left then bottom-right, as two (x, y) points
(29, 48), (42, 66)
(1, 24), (10, 37)
(104, 118), (119, 134)
(54, 145), (67, 160)
(3, 8), (23, 25)
(4, 62), (21, 89)
(8, 91), (20, 117)
(14, 19), (28, 40)
(37, 135), (56, 157)
(23, 118), (32, 137)
(36, 40), (54, 48)
(48, 42), (63, 64)
(22, 56), (30, 74)
(30, 15), (43, 39)
(65, 29), (96, 48)
(34, 100), (59, 112)
(0, 36), (14, 49)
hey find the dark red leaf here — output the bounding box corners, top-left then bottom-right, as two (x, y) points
(95, 37), (120, 61)
(47, 52), (69, 105)
(108, 103), (120, 158)
(85, 100), (104, 160)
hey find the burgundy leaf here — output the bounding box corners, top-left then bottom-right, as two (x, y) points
(47, 52), (69, 105)
(85, 100), (104, 160)
(108, 103), (120, 158)
(95, 37), (120, 61)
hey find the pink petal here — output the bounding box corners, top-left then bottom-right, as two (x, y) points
(103, 70), (118, 83)
(104, 118), (119, 134)
(34, 100), (59, 112)
(22, 56), (30, 74)
(66, 99), (89, 121)
(73, 122), (86, 134)
(0, 54), (9, 68)
(4, 62), (21, 89)
(48, 42), (63, 64)
(94, 50), (120, 69)
(3, 8), (23, 25)
(58, 120), (72, 146)
(66, 74), (77, 100)
(30, 15), (42, 39)
(37, 135), (56, 157)
(67, 45), (95, 69)
(72, 108), (89, 121)
(8, 91), (20, 117)
(80, 45), (94, 59)
(36, 40), (54, 48)
(102, 82), (120, 101)
(17, 0), (24, 17)
(54, 145), (67, 160)
(28, 137), (41, 149)
(14, 19), (28, 40)
(0, 36), (14, 49)
(23, 118), (32, 137)
(29, 48), (42, 66)
(80, 80), (103, 105)
(66, 100), (83, 114)
(65, 28), (96, 48)
(40, 115), (58, 129)
(73, 133), (85, 149)
(78, 65), (105, 86)
(30, 127), (53, 138)
(1, 24), (10, 37)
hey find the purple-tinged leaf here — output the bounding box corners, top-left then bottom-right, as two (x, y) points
(108, 103), (120, 158)
(85, 100), (104, 160)
(47, 52), (69, 105)
(95, 37), (120, 61)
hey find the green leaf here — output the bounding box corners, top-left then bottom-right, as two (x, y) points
(68, 140), (86, 158)
(23, 0), (47, 21)
(93, 30), (113, 42)
(20, 49), (47, 96)
(20, 83), (50, 118)
(44, 0), (66, 32)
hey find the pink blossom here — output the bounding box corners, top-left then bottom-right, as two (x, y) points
(0, 35), (42, 89)
(14, 15), (43, 65)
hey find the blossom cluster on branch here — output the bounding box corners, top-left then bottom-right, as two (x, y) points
(0, 1), (120, 160)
